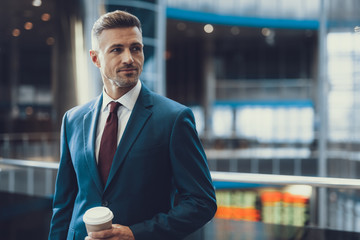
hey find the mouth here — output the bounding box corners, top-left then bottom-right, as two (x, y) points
(118, 68), (137, 73)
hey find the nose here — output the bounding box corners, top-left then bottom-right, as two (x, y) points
(122, 49), (134, 64)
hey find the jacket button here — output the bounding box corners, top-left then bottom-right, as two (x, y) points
(102, 201), (109, 207)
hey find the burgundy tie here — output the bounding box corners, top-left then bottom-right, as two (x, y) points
(98, 101), (121, 186)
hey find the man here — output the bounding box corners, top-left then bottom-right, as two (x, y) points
(49, 10), (217, 240)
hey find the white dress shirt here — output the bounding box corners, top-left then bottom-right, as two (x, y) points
(95, 80), (142, 163)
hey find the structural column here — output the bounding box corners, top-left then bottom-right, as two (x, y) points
(317, 0), (328, 229)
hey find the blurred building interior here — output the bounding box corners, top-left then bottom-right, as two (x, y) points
(1, 0), (360, 239)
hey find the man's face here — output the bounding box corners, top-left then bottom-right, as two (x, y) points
(91, 27), (144, 90)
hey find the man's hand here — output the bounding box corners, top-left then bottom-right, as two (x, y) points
(85, 224), (135, 240)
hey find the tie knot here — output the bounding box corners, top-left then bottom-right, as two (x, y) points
(109, 101), (121, 113)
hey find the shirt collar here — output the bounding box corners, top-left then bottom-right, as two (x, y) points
(102, 80), (142, 112)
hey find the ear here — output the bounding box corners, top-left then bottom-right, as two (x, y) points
(89, 50), (101, 68)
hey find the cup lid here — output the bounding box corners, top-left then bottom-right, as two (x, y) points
(83, 207), (114, 225)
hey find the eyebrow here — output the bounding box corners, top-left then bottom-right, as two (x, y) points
(109, 42), (142, 49)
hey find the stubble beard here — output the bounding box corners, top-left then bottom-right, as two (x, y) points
(104, 71), (139, 89)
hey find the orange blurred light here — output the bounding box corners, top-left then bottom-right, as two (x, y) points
(41, 13), (51, 21)
(25, 106), (34, 116)
(12, 28), (21, 37)
(46, 37), (55, 45)
(24, 22), (33, 30)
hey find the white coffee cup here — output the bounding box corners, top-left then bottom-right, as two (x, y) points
(83, 206), (114, 234)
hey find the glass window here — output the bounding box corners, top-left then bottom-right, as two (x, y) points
(327, 32), (360, 142)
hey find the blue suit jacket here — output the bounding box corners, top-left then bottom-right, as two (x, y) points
(49, 84), (217, 240)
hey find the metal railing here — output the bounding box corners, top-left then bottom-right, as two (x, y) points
(0, 158), (58, 197)
(212, 171), (360, 233)
(1, 158), (360, 233)
(211, 171), (360, 190)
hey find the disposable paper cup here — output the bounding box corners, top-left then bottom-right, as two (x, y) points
(83, 206), (114, 234)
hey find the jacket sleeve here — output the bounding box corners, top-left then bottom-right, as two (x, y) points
(48, 113), (78, 240)
(129, 107), (217, 240)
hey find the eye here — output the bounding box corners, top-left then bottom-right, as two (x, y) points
(131, 46), (142, 52)
(110, 47), (122, 53)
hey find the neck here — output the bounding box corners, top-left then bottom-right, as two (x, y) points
(103, 79), (137, 100)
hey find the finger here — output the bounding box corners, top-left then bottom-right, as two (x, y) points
(112, 224), (122, 228)
(89, 228), (114, 239)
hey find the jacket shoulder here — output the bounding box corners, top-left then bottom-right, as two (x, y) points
(151, 91), (187, 112)
(63, 96), (100, 122)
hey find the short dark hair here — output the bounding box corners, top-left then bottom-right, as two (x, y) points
(91, 10), (142, 48)
(92, 10), (142, 36)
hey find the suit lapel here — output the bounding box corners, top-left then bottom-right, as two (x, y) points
(83, 94), (103, 194)
(105, 85), (153, 189)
